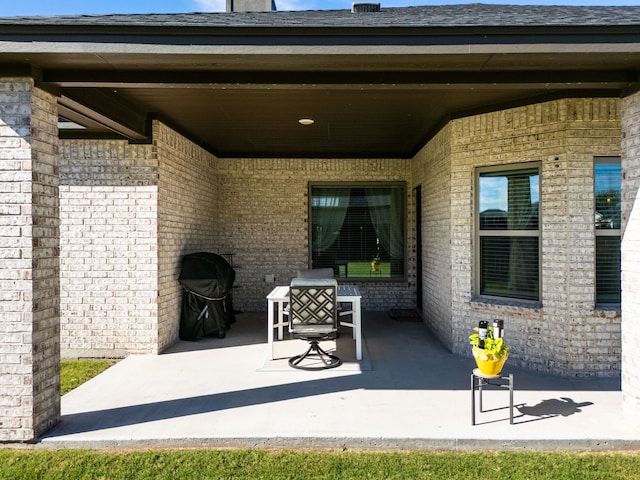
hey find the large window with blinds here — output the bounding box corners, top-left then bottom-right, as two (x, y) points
(309, 183), (406, 280)
(476, 165), (540, 301)
(594, 157), (621, 305)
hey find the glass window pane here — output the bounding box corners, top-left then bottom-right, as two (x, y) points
(596, 236), (621, 305)
(594, 158), (621, 305)
(310, 185), (405, 280)
(479, 169), (539, 230)
(595, 162), (621, 230)
(480, 236), (539, 301)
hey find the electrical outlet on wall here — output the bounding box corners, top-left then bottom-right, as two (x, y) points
(265, 274), (275, 283)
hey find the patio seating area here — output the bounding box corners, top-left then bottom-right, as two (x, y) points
(41, 312), (639, 451)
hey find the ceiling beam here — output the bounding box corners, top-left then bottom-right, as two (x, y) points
(58, 90), (149, 141)
(44, 69), (637, 90)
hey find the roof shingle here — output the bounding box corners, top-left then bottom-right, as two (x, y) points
(1, 4), (640, 29)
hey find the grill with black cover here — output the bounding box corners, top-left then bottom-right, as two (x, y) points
(178, 252), (236, 340)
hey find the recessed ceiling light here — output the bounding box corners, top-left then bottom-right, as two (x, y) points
(298, 118), (315, 126)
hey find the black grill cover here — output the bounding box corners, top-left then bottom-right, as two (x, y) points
(178, 252), (236, 341)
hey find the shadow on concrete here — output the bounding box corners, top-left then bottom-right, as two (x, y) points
(518, 397), (595, 418)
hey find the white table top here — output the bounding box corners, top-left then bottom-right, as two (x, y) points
(267, 284), (361, 301)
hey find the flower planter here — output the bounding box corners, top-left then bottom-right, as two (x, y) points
(472, 346), (508, 376)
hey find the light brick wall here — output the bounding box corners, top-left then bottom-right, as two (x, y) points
(0, 79), (60, 441)
(215, 157), (415, 312)
(59, 140), (158, 356)
(155, 121), (219, 352)
(412, 126), (453, 345)
(621, 92), (640, 424)
(59, 121), (221, 356)
(30, 85), (61, 438)
(415, 98), (622, 377)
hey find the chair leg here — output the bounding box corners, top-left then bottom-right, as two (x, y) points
(289, 340), (342, 370)
(289, 343), (316, 367)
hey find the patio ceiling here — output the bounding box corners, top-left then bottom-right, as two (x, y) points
(2, 8), (640, 158)
(43, 55), (640, 158)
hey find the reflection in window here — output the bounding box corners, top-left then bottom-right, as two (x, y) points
(595, 162), (621, 230)
(477, 166), (540, 301)
(310, 184), (405, 280)
(594, 158), (621, 305)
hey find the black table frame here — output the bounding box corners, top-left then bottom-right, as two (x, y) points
(471, 368), (514, 425)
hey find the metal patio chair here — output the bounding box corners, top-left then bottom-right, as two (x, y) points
(288, 277), (342, 370)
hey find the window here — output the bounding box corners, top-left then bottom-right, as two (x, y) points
(309, 183), (405, 280)
(476, 165), (540, 301)
(594, 157), (621, 305)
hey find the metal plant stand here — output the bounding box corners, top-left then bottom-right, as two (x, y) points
(471, 368), (514, 425)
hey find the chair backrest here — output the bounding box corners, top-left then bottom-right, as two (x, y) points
(289, 277), (338, 334)
(296, 268), (335, 279)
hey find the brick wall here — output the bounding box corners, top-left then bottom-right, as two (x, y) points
(215, 157), (415, 312)
(30, 85), (61, 438)
(0, 79), (60, 441)
(59, 121), (222, 356)
(415, 98), (622, 377)
(155, 121), (219, 352)
(59, 139), (158, 356)
(412, 126), (453, 345)
(621, 92), (640, 424)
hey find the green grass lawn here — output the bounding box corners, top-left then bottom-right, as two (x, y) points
(0, 449), (639, 479)
(339, 261), (391, 278)
(60, 359), (117, 395)
(4, 361), (631, 479)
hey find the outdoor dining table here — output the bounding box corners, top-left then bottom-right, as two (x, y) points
(266, 284), (362, 361)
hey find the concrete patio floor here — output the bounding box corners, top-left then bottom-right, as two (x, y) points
(41, 312), (640, 451)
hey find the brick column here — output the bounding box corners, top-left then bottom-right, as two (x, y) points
(621, 91), (640, 427)
(0, 78), (60, 441)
